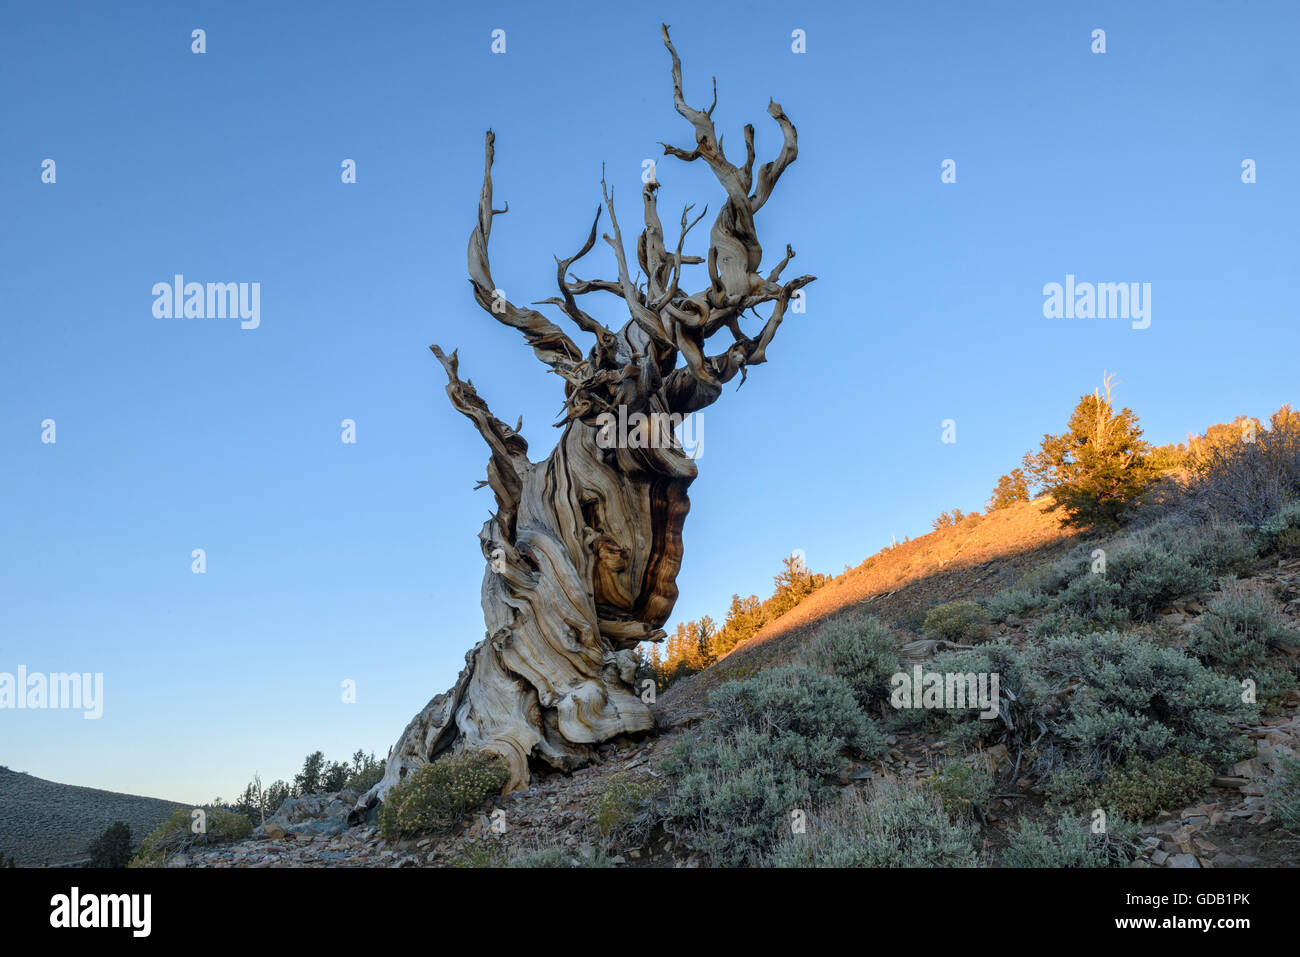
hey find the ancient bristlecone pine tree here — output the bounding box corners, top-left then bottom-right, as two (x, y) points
(361, 25), (815, 807)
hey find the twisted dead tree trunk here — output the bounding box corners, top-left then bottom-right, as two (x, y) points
(360, 24), (814, 808)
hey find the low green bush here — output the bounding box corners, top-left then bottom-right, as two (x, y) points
(1044, 766), (1096, 807)
(1001, 810), (1139, 868)
(1036, 631), (1255, 768)
(769, 778), (979, 868)
(507, 846), (613, 868)
(588, 772), (662, 845)
(929, 632), (1256, 800)
(1034, 542), (1102, 594)
(898, 607), (929, 633)
(1095, 753), (1213, 820)
(797, 615), (899, 707)
(707, 665), (887, 759)
(663, 665), (889, 865)
(1053, 572), (1130, 631)
(131, 807), (251, 866)
(451, 837), (508, 868)
(1270, 756), (1300, 831)
(1189, 582), (1299, 701)
(663, 727), (831, 866)
(1032, 520), (1253, 632)
(378, 750), (509, 841)
(1258, 501), (1300, 556)
(925, 761), (994, 822)
(1137, 515), (1260, 576)
(1184, 523), (1260, 575)
(1104, 542), (1212, 620)
(923, 600), (990, 643)
(927, 640), (1030, 735)
(983, 587), (1050, 623)
(1040, 533), (1220, 627)
(1191, 582), (1299, 668)
(882, 701), (934, 734)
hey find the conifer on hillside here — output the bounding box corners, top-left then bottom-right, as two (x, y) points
(1023, 374), (1157, 528)
(987, 468), (1031, 511)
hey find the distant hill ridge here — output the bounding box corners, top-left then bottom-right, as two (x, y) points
(0, 766), (183, 866)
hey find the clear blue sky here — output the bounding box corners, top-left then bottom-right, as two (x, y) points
(2, 1), (1297, 803)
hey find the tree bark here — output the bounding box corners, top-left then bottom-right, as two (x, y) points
(360, 24), (814, 808)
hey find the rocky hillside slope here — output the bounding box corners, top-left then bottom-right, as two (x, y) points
(0, 767), (182, 866)
(150, 494), (1300, 868)
(660, 497), (1079, 716)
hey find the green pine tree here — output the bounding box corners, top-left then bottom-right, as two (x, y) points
(88, 821), (132, 868)
(987, 468), (1031, 510)
(1023, 374), (1157, 528)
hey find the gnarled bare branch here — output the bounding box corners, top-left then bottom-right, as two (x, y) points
(600, 168), (673, 350)
(534, 206), (619, 368)
(468, 131), (584, 372)
(429, 344), (530, 541)
(659, 23), (807, 306)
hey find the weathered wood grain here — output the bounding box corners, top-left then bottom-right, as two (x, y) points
(361, 24), (815, 809)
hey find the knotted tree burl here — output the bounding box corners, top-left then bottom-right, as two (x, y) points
(360, 25), (815, 809)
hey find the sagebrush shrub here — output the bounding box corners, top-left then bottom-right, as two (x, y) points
(1022, 555), (1082, 597)
(1189, 582), (1300, 700)
(1134, 515), (1259, 576)
(797, 615), (898, 707)
(1270, 756), (1300, 831)
(1044, 766), (1096, 807)
(769, 778), (979, 868)
(925, 640), (1029, 745)
(1104, 542), (1212, 620)
(1001, 810), (1139, 868)
(1191, 582), (1299, 668)
(1040, 534), (1218, 626)
(1259, 501), (1300, 556)
(983, 587), (1049, 623)
(663, 727), (831, 866)
(1035, 632), (1255, 768)
(507, 846), (612, 868)
(378, 750), (509, 841)
(663, 666), (889, 865)
(706, 665), (887, 759)
(928, 632), (1255, 798)
(923, 600), (990, 643)
(925, 761), (994, 822)
(588, 772), (661, 844)
(1183, 522), (1260, 575)
(1054, 572), (1129, 630)
(131, 807), (251, 867)
(1040, 517), (1251, 632)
